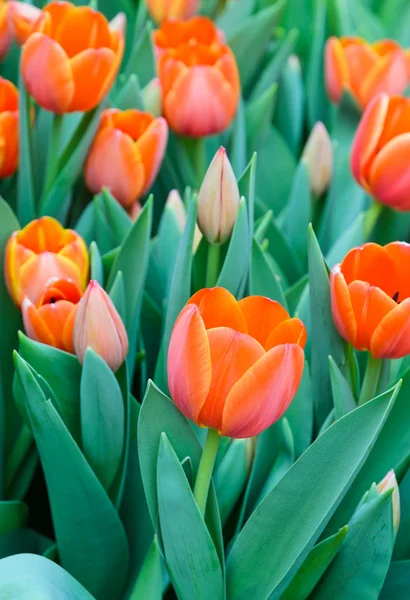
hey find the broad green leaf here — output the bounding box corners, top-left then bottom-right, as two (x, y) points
(123, 23), (155, 87)
(217, 0), (256, 37)
(217, 198), (250, 296)
(250, 238), (287, 308)
(281, 526), (348, 600)
(0, 554), (94, 599)
(393, 466), (410, 559)
(246, 84), (277, 150)
(109, 271), (126, 323)
(17, 70), (36, 225)
(380, 560), (410, 599)
(80, 350), (124, 493)
(282, 160), (311, 267)
(214, 439), (248, 525)
(226, 384), (400, 600)
(329, 356), (357, 420)
(308, 225), (345, 428)
(229, 99), (247, 177)
(238, 153), (257, 255)
(0, 528), (53, 560)
(274, 55), (304, 156)
(4, 424), (35, 500)
(129, 538), (163, 600)
(0, 501), (28, 536)
(347, 0), (386, 40)
(115, 74), (144, 110)
(326, 213), (365, 268)
(285, 275), (308, 315)
(89, 241), (104, 285)
(257, 418), (294, 504)
(15, 353), (129, 600)
(157, 434), (224, 600)
(100, 188), (133, 243)
(257, 216), (302, 285)
(284, 362), (313, 458)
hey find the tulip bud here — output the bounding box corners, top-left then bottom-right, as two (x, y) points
(302, 122), (333, 197)
(197, 147), (240, 245)
(73, 280), (128, 372)
(142, 78), (162, 118)
(377, 469), (400, 533)
(7, 1), (41, 45)
(109, 12), (126, 37)
(166, 189), (202, 251)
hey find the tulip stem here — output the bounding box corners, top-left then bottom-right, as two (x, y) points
(193, 428), (221, 516)
(206, 244), (220, 287)
(42, 113), (64, 200)
(359, 355), (383, 405)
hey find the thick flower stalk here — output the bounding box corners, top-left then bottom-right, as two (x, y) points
(0, 76), (19, 178)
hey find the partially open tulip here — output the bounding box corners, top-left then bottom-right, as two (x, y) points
(302, 122), (333, 197)
(351, 94), (410, 211)
(8, 1), (41, 45)
(0, 77), (18, 178)
(22, 278), (81, 352)
(84, 108), (168, 208)
(168, 287), (306, 438)
(146, 0), (198, 23)
(154, 17), (240, 137)
(377, 469), (400, 533)
(197, 147), (239, 244)
(325, 37), (409, 109)
(0, 0), (12, 59)
(21, 1), (124, 113)
(73, 280), (128, 371)
(330, 242), (410, 358)
(5, 216), (89, 307)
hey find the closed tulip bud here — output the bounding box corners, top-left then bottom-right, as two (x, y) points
(5, 216), (89, 307)
(0, 77), (19, 178)
(142, 78), (162, 118)
(168, 287), (306, 438)
(325, 37), (409, 109)
(22, 278), (81, 352)
(197, 147), (239, 245)
(84, 108), (168, 208)
(166, 189), (202, 250)
(302, 122), (333, 197)
(146, 0), (198, 23)
(0, 1), (12, 60)
(377, 470), (400, 533)
(21, 1), (124, 113)
(73, 280), (128, 372)
(109, 12), (126, 37)
(154, 17), (240, 137)
(7, 1), (41, 45)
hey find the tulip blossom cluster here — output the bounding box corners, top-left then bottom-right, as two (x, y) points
(5, 217), (127, 371)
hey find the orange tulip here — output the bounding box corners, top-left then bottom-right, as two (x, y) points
(84, 108), (168, 208)
(351, 94), (410, 211)
(73, 280), (128, 371)
(22, 278), (81, 352)
(7, 1), (41, 45)
(5, 216), (89, 307)
(0, 76), (18, 178)
(167, 287), (306, 438)
(154, 17), (240, 137)
(325, 37), (409, 109)
(0, 0), (12, 59)
(145, 0), (198, 23)
(330, 242), (410, 358)
(21, 1), (124, 113)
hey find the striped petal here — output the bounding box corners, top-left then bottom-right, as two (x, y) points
(188, 287), (247, 332)
(238, 295), (289, 349)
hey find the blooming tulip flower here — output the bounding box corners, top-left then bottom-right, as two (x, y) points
(325, 37), (409, 109)
(5, 216), (89, 307)
(351, 94), (410, 211)
(302, 122), (333, 197)
(154, 17), (240, 137)
(145, 0), (198, 23)
(22, 278), (81, 352)
(7, 1), (41, 45)
(84, 108), (168, 208)
(0, 0), (12, 60)
(0, 77), (19, 178)
(21, 1), (124, 113)
(73, 280), (128, 371)
(330, 242), (410, 358)
(168, 287), (306, 438)
(197, 147), (239, 244)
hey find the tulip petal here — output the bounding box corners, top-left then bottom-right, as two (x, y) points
(35, 301), (77, 350)
(84, 127), (145, 207)
(22, 297), (54, 347)
(347, 280), (396, 351)
(222, 344), (304, 438)
(198, 327), (264, 431)
(330, 266), (357, 346)
(351, 93), (389, 188)
(17, 216), (65, 253)
(58, 239), (89, 289)
(371, 299), (410, 358)
(167, 304), (212, 424)
(67, 47), (116, 112)
(340, 243), (399, 298)
(136, 117), (169, 194)
(21, 33), (74, 113)
(0, 112), (18, 177)
(369, 132), (410, 211)
(5, 234), (35, 305)
(266, 318), (307, 350)
(54, 6), (111, 59)
(215, 50), (240, 94)
(359, 50), (409, 108)
(0, 77), (19, 112)
(343, 42), (379, 103)
(384, 241), (410, 301)
(188, 287), (247, 332)
(7, 1), (41, 45)
(325, 37), (349, 103)
(237, 296), (289, 349)
(61, 304), (77, 353)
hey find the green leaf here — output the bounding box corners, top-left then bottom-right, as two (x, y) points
(308, 225), (345, 428)
(0, 554), (94, 599)
(14, 353), (129, 600)
(129, 539), (163, 600)
(250, 237), (287, 308)
(380, 560), (410, 599)
(0, 528), (53, 560)
(238, 153), (257, 256)
(257, 418), (294, 504)
(225, 383), (400, 600)
(281, 526), (348, 600)
(0, 501), (28, 536)
(314, 491), (394, 599)
(217, 0), (256, 37)
(329, 356), (357, 420)
(80, 350), (124, 493)
(115, 74), (145, 111)
(274, 55), (304, 156)
(393, 466), (410, 559)
(157, 434), (224, 600)
(285, 275), (308, 315)
(17, 69), (36, 225)
(124, 23), (155, 87)
(217, 198), (250, 296)
(89, 241), (104, 285)
(282, 160), (311, 267)
(284, 362), (313, 458)
(326, 212), (365, 268)
(214, 439), (248, 525)
(229, 99), (247, 177)
(100, 188), (133, 244)
(228, 0), (286, 93)
(246, 84), (277, 150)
(109, 271), (126, 323)
(256, 214), (302, 285)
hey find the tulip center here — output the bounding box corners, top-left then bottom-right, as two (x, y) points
(392, 291), (400, 304)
